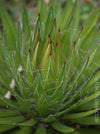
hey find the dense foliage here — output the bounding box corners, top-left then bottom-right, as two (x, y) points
(0, 0), (100, 133)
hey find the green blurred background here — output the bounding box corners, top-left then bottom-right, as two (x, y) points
(2, 0), (99, 22)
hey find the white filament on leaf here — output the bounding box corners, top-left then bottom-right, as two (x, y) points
(5, 79), (16, 99)
(5, 65), (23, 99)
(18, 65), (23, 73)
(5, 91), (11, 99)
(10, 79), (16, 89)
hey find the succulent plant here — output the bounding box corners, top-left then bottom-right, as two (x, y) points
(0, 0), (100, 133)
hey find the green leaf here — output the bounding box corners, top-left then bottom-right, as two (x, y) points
(71, 0), (80, 42)
(37, 95), (48, 116)
(21, 3), (31, 54)
(40, 44), (51, 81)
(0, 86), (6, 95)
(54, 33), (62, 78)
(0, 100), (6, 107)
(43, 58), (55, 95)
(81, 7), (99, 37)
(17, 22), (23, 63)
(49, 18), (57, 39)
(56, 86), (100, 116)
(33, 71), (44, 100)
(32, 42), (39, 72)
(22, 4), (30, 33)
(35, 126), (47, 134)
(61, 17), (73, 59)
(32, 14), (41, 51)
(61, 109), (97, 119)
(77, 128), (100, 134)
(73, 25), (97, 72)
(44, 6), (54, 37)
(26, 53), (33, 84)
(0, 75), (10, 91)
(0, 125), (15, 133)
(51, 122), (74, 133)
(0, 1), (17, 49)
(64, 26), (97, 100)
(75, 99), (100, 112)
(10, 127), (32, 134)
(40, 0), (47, 23)
(68, 116), (100, 125)
(47, 128), (54, 134)
(0, 109), (19, 117)
(65, 67), (100, 107)
(14, 73), (29, 99)
(0, 95), (23, 112)
(53, 0), (62, 28)
(69, 130), (80, 134)
(50, 81), (64, 110)
(76, 90), (100, 108)
(15, 95), (34, 116)
(60, 0), (73, 31)
(0, 32), (9, 69)
(18, 119), (38, 126)
(0, 116), (25, 125)
(43, 115), (56, 123)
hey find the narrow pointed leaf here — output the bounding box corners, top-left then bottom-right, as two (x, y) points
(51, 122), (74, 133)
(35, 126), (47, 134)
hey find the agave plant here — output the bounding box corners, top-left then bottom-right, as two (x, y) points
(0, 0), (100, 133)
